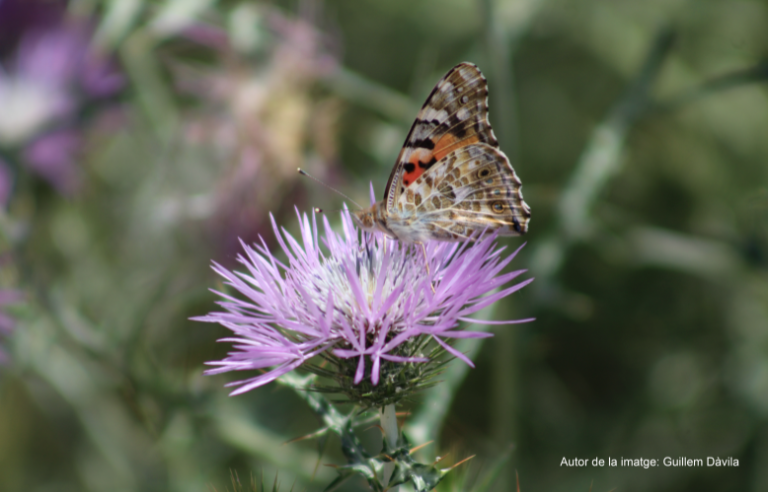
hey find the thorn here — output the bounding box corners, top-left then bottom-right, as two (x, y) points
(516, 470), (521, 492)
(447, 454), (476, 470)
(283, 427), (328, 444)
(409, 440), (434, 454)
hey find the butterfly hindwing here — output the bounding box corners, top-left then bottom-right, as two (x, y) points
(384, 62), (499, 211)
(396, 143), (530, 240)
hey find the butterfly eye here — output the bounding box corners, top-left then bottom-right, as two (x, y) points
(491, 201), (505, 214)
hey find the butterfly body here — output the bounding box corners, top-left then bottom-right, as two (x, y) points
(352, 62), (530, 242)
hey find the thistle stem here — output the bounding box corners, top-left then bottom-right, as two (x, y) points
(380, 404), (399, 490)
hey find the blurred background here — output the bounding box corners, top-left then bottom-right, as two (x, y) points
(0, 0), (767, 491)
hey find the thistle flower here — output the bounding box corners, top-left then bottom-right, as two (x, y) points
(195, 207), (533, 406)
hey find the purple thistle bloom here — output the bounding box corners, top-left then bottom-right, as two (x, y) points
(195, 206), (533, 403)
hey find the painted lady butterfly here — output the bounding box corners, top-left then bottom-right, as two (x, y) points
(352, 62), (530, 242)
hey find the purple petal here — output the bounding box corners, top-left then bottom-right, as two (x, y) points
(458, 317), (536, 325)
(354, 355), (365, 384)
(433, 336), (475, 368)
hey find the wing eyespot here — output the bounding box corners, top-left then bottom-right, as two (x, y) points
(491, 201), (505, 214)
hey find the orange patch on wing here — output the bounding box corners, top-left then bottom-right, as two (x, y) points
(402, 150), (435, 185)
(434, 134), (480, 161)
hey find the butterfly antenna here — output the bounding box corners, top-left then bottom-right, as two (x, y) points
(298, 168), (363, 210)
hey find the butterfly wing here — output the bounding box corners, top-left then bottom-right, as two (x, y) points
(395, 142), (530, 240)
(384, 62), (500, 212)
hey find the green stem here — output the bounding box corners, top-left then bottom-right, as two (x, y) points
(530, 28), (676, 301)
(380, 404), (399, 490)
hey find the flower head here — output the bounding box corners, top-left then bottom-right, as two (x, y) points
(195, 207), (533, 406)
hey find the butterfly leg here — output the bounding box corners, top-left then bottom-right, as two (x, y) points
(418, 242), (436, 293)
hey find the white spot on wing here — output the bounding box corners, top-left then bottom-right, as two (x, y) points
(456, 107), (470, 121)
(421, 107), (449, 123)
(412, 148), (432, 161)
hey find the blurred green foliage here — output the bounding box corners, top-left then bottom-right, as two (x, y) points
(1, 0), (767, 491)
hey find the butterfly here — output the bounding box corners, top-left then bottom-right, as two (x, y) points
(352, 62), (530, 242)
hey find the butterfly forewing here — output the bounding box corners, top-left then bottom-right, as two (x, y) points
(385, 63), (499, 211)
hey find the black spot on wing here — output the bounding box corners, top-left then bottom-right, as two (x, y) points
(513, 218), (522, 233)
(411, 136), (436, 150)
(450, 120), (468, 138)
(403, 163), (416, 173)
(475, 120), (498, 146)
(418, 155), (437, 169)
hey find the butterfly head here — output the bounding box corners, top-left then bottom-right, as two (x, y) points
(351, 206), (376, 232)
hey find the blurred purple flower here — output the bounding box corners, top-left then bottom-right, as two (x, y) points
(0, 288), (24, 366)
(0, 0), (65, 52)
(194, 208), (533, 397)
(173, 9), (339, 261)
(0, 22), (121, 145)
(0, 49), (72, 145)
(23, 129), (81, 195)
(0, 1), (123, 195)
(80, 51), (125, 97)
